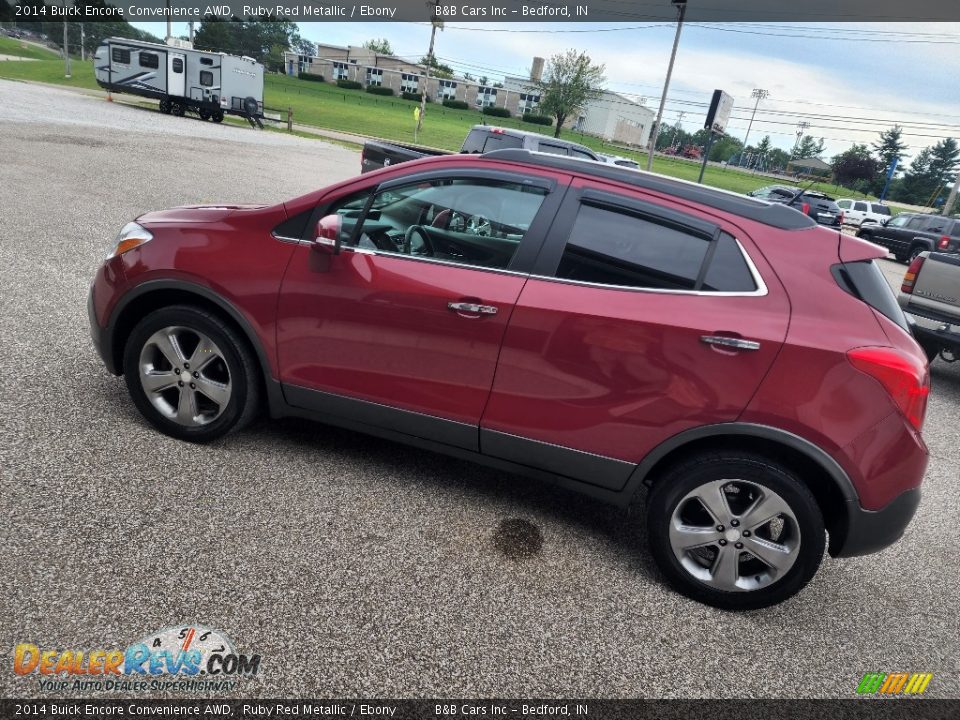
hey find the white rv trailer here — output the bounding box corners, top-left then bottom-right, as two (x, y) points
(94, 37), (264, 124)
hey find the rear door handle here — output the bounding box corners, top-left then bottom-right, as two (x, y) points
(448, 302), (498, 315)
(701, 335), (761, 351)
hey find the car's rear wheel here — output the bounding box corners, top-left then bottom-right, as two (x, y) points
(647, 452), (825, 610)
(123, 305), (260, 442)
(908, 246), (925, 263)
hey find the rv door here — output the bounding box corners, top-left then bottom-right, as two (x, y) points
(168, 53), (186, 97)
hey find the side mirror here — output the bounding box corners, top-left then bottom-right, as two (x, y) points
(313, 214), (341, 254)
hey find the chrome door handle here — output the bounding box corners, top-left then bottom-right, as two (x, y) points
(448, 302), (498, 315)
(701, 335), (761, 351)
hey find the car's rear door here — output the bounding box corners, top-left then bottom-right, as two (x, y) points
(480, 177), (790, 490)
(276, 166), (569, 451)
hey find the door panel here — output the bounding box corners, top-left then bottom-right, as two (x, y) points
(277, 251), (527, 444)
(167, 53), (185, 96)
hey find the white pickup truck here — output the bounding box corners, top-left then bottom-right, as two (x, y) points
(899, 251), (960, 363)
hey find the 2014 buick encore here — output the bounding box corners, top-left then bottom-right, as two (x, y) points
(89, 150), (929, 609)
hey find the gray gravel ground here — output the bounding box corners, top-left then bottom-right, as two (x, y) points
(1, 79), (958, 700)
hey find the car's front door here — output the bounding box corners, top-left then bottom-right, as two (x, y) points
(275, 169), (565, 451)
(873, 215), (916, 254)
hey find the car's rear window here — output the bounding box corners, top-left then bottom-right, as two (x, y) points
(481, 134), (524, 153)
(832, 260), (909, 332)
(872, 205), (892, 216)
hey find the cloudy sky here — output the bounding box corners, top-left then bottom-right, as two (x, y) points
(136, 21), (960, 163)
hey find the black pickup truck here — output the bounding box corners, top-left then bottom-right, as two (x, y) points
(361, 124), (599, 173)
(857, 212), (960, 263)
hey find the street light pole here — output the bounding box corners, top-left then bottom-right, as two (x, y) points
(417, 2), (443, 137)
(739, 88), (768, 167)
(62, 22), (71, 78)
(671, 110), (686, 148)
(646, 0), (687, 171)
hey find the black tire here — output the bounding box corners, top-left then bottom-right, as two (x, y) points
(122, 305), (261, 443)
(199, 109), (211, 121)
(908, 246), (925, 263)
(158, 98), (171, 114)
(244, 96), (259, 117)
(211, 110), (224, 123)
(918, 336), (940, 364)
(171, 102), (185, 117)
(647, 451), (825, 611)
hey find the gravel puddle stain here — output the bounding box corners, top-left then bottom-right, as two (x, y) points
(492, 518), (543, 560)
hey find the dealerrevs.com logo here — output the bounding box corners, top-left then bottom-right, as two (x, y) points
(13, 625), (261, 692)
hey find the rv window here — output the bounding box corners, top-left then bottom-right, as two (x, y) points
(172, 58), (184, 73)
(200, 71), (213, 87)
(139, 52), (158, 69)
(200, 57), (214, 66)
(111, 48), (131, 64)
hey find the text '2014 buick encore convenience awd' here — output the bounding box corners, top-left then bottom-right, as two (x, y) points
(89, 150), (929, 610)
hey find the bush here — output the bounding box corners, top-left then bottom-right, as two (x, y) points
(442, 99), (469, 110)
(401, 91), (424, 102)
(522, 113), (552, 126)
(298, 73), (325, 83)
(336, 79), (362, 90)
(366, 86), (394, 96)
(482, 106), (512, 118)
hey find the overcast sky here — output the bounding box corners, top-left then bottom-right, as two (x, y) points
(135, 21), (960, 163)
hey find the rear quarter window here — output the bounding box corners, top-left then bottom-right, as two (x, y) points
(872, 204), (892, 216)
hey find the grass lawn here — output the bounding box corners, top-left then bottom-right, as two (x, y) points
(0, 35), (63, 60)
(0, 59), (901, 207)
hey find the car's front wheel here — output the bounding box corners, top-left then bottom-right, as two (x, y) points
(647, 452), (825, 610)
(123, 305), (260, 442)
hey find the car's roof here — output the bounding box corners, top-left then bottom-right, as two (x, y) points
(478, 149), (816, 230)
(469, 125), (590, 149)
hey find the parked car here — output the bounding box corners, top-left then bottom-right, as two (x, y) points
(836, 198), (892, 227)
(899, 251), (960, 363)
(857, 213), (960, 263)
(361, 125), (598, 173)
(746, 185), (842, 227)
(89, 150), (929, 610)
(596, 153), (640, 170)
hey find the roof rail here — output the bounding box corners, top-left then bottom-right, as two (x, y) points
(480, 149), (817, 230)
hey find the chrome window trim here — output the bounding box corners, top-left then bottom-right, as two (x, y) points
(339, 245), (530, 278)
(530, 237), (768, 298)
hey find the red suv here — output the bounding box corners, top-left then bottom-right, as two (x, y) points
(89, 150), (929, 609)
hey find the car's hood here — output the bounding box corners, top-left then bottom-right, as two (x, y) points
(137, 204), (268, 224)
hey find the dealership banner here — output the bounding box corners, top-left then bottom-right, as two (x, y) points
(4, 0), (960, 22)
(2, 700), (960, 719)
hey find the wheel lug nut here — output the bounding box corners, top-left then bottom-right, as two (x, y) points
(716, 525), (724, 532)
(735, 542), (743, 549)
(184, 363), (190, 370)
(743, 530), (751, 537)
(731, 519), (740, 527)
(190, 382), (196, 389)
(719, 539), (727, 546)
(178, 381), (184, 387)
(174, 368), (180, 375)
(193, 371), (199, 378)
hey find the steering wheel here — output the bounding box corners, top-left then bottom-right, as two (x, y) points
(467, 214), (492, 237)
(402, 225), (435, 256)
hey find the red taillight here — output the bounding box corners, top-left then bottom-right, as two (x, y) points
(839, 211), (844, 224)
(801, 202), (810, 215)
(847, 347), (930, 430)
(901, 255), (925, 293)
(937, 235), (950, 250)
(491, 127), (505, 134)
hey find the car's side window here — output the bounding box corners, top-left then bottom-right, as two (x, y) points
(837, 200), (851, 209)
(906, 217), (925, 230)
(922, 217), (947, 233)
(886, 216), (909, 228)
(351, 177), (549, 271)
(553, 202), (756, 293)
(854, 201), (868, 211)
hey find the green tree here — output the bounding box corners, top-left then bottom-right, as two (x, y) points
(767, 148), (791, 172)
(794, 135), (825, 159)
(533, 49), (605, 138)
(478, 75), (489, 87)
(363, 38), (393, 55)
(872, 125), (908, 177)
(895, 149), (938, 205)
(831, 143), (879, 187)
(419, 54), (454, 78)
(928, 137), (960, 187)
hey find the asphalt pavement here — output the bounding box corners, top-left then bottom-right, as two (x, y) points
(1, 79), (958, 700)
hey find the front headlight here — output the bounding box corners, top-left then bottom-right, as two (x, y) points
(107, 222), (153, 259)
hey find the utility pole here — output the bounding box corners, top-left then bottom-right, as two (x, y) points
(791, 121), (810, 158)
(646, 0), (687, 171)
(942, 168), (960, 216)
(80, 24), (85, 61)
(671, 111), (686, 148)
(189, 21), (195, 44)
(739, 88), (768, 167)
(417, 2), (443, 137)
(62, 22), (71, 78)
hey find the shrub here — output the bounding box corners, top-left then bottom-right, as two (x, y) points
(482, 106), (512, 118)
(401, 91), (423, 102)
(336, 79), (362, 90)
(442, 99), (469, 110)
(366, 86), (394, 96)
(522, 113), (553, 126)
(298, 73), (325, 83)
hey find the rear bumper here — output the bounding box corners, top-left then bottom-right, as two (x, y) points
(831, 488), (922, 558)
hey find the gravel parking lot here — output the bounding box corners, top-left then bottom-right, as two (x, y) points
(1, 79), (958, 699)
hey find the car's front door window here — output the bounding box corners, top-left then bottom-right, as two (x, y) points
(350, 177), (549, 271)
